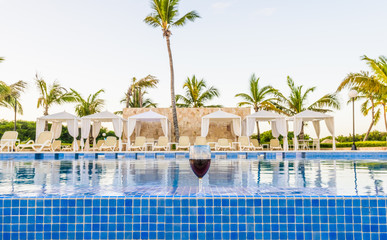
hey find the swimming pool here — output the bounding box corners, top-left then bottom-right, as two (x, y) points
(1, 158), (386, 197)
(1, 153), (386, 239)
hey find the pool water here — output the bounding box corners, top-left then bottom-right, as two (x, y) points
(0, 158), (386, 197)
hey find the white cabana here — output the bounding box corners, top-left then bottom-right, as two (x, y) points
(201, 110), (241, 138)
(290, 110), (336, 150)
(36, 111), (80, 150)
(245, 110), (289, 151)
(127, 110), (169, 139)
(81, 111), (128, 151)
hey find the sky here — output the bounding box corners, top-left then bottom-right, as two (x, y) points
(0, 0), (386, 138)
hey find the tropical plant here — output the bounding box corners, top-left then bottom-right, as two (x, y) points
(70, 89), (105, 117)
(35, 73), (75, 119)
(176, 75), (221, 108)
(144, 0), (200, 141)
(0, 80), (27, 130)
(277, 76), (340, 139)
(121, 75), (158, 108)
(361, 55), (387, 132)
(235, 74), (279, 143)
(337, 71), (386, 140)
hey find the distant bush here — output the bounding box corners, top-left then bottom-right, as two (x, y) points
(321, 141), (386, 148)
(322, 130), (387, 142)
(251, 130), (308, 143)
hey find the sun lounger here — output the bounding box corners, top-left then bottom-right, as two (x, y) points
(270, 139), (282, 150)
(62, 140), (81, 152)
(194, 137), (207, 145)
(216, 138), (232, 151)
(17, 131), (53, 152)
(128, 136), (146, 151)
(90, 140), (105, 151)
(176, 136), (190, 151)
(239, 136), (254, 151)
(52, 140), (61, 151)
(251, 139), (263, 150)
(0, 131), (19, 152)
(153, 136), (169, 151)
(99, 136), (117, 151)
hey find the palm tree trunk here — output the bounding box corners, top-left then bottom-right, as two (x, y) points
(44, 106), (49, 131)
(363, 99), (375, 141)
(166, 35), (179, 141)
(139, 89), (143, 108)
(383, 104), (387, 132)
(256, 121), (261, 144)
(13, 98), (17, 131)
(299, 122), (305, 140)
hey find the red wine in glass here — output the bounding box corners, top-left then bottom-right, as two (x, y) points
(189, 145), (211, 194)
(189, 159), (211, 179)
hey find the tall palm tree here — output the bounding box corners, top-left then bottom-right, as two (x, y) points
(122, 75), (158, 108)
(235, 74), (279, 143)
(176, 75), (221, 108)
(35, 74), (75, 129)
(70, 89), (105, 117)
(277, 76), (340, 139)
(144, 0), (200, 141)
(0, 80), (27, 130)
(337, 71), (385, 140)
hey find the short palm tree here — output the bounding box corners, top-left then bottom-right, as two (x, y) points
(278, 76), (340, 139)
(122, 75), (158, 108)
(176, 75), (221, 108)
(71, 89), (105, 117)
(362, 55), (387, 85)
(0, 80), (27, 130)
(144, 0), (200, 141)
(35, 74), (75, 129)
(337, 71), (385, 140)
(235, 74), (279, 143)
(374, 93), (387, 131)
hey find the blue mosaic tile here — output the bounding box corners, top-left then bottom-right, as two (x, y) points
(4, 196), (385, 239)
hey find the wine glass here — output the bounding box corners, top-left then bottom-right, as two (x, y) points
(189, 145), (211, 193)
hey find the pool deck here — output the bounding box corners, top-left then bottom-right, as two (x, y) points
(0, 150), (386, 161)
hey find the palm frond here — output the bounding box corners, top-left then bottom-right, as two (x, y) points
(308, 93), (341, 112)
(172, 10), (200, 27)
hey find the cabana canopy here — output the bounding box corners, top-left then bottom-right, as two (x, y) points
(289, 110), (335, 150)
(245, 110), (288, 151)
(36, 111), (80, 149)
(201, 110), (241, 137)
(81, 111), (127, 151)
(127, 110), (169, 138)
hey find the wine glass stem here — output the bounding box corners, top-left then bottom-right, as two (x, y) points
(199, 178), (203, 193)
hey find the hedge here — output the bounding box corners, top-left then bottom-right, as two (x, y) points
(321, 141), (387, 148)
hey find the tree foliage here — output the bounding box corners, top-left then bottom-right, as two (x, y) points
(35, 74), (75, 116)
(176, 75), (221, 108)
(121, 75), (158, 108)
(71, 89), (105, 117)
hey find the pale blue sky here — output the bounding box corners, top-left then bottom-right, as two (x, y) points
(0, 0), (386, 137)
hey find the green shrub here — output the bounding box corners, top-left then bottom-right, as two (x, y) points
(321, 141), (387, 148)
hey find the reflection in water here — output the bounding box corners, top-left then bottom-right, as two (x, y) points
(0, 159), (386, 196)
